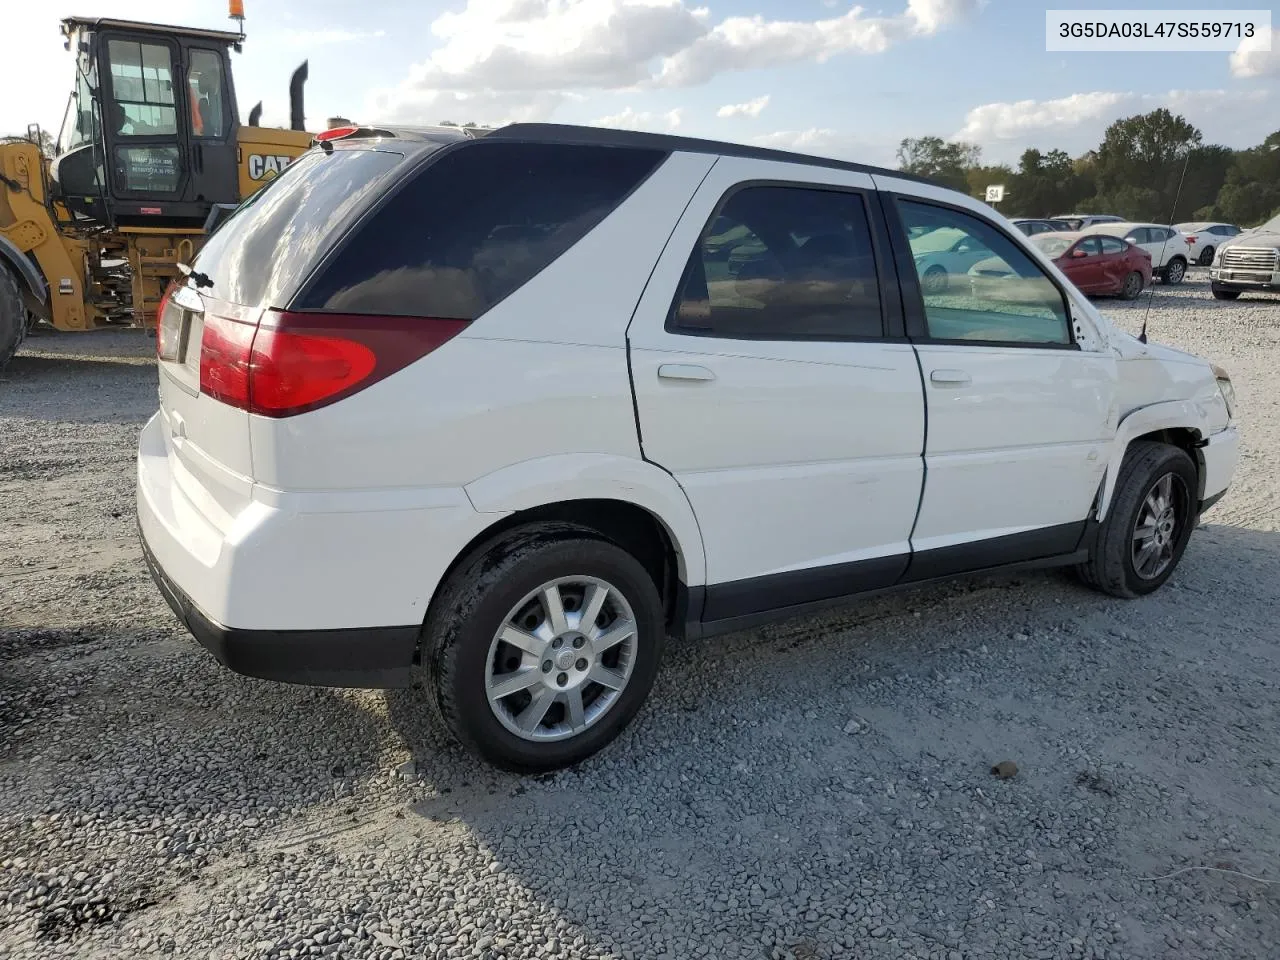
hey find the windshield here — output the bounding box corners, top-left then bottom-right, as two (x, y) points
(1252, 213), (1280, 234)
(1030, 235), (1073, 258)
(192, 147), (408, 306)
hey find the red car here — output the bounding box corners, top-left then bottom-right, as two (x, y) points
(1028, 231), (1152, 299)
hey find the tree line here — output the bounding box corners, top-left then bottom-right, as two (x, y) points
(898, 109), (1280, 227)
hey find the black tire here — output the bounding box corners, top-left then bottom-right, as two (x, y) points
(921, 265), (948, 295)
(1118, 271), (1144, 300)
(1197, 246), (1214, 266)
(1076, 442), (1197, 598)
(0, 266), (27, 372)
(1211, 288), (1241, 301)
(422, 523), (665, 772)
(1161, 257), (1187, 285)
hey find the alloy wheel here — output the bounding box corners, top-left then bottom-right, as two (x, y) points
(485, 576), (637, 742)
(1131, 472), (1187, 580)
(1165, 259), (1185, 284)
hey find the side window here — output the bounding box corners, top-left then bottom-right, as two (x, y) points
(897, 199), (1071, 346)
(669, 185), (882, 340)
(106, 40), (177, 136)
(188, 50), (228, 139)
(1099, 236), (1128, 254)
(1076, 237), (1103, 255)
(1125, 228), (1149, 244)
(299, 142), (664, 318)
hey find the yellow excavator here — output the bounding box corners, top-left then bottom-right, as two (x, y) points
(0, 3), (316, 368)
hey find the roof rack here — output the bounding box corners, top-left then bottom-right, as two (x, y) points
(486, 123), (936, 186)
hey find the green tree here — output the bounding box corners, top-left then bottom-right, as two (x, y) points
(1089, 109), (1202, 220)
(896, 136), (981, 192)
(965, 163), (1014, 203)
(1005, 148), (1090, 217)
(1214, 132), (1280, 226)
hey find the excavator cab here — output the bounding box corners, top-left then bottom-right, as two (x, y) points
(51, 18), (242, 228)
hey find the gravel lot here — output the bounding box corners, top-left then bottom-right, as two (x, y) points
(2, 270), (1279, 960)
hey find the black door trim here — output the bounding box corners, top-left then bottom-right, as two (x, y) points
(686, 520), (1089, 638)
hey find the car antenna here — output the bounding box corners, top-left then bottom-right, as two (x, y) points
(1138, 149), (1192, 344)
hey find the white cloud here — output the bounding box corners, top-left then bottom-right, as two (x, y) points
(751, 128), (898, 168)
(1230, 27), (1279, 78)
(717, 95), (770, 118)
(954, 88), (1276, 163)
(282, 28), (387, 47)
(370, 0), (980, 125)
(594, 105), (683, 131)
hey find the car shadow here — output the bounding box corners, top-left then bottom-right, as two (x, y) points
(383, 521), (1280, 957)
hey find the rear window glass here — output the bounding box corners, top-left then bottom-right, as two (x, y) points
(296, 141), (666, 319)
(193, 148), (405, 307)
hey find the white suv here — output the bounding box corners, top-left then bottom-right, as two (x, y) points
(137, 124), (1240, 771)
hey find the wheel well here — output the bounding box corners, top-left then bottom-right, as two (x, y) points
(430, 499), (684, 637)
(1132, 428), (1205, 499)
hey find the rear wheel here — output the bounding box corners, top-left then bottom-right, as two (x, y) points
(1119, 271), (1144, 300)
(1076, 442), (1197, 598)
(1212, 288), (1241, 301)
(0, 266), (27, 372)
(423, 523), (665, 772)
(921, 265), (948, 295)
(1197, 246), (1215, 266)
(1161, 257), (1187, 285)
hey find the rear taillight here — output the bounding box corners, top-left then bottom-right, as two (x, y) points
(156, 283), (181, 360)
(1186, 234), (1197, 245)
(197, 311), (468, 418)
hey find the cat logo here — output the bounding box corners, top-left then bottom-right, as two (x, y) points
(248, 154), (296, 181)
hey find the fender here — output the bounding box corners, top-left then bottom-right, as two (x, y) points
(463, 453), (708, 586)
(1096, 399), (1209, 520)
(0, 233), (49, 310)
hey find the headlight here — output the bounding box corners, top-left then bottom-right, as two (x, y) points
(1212, 363), (1235, 419)
(1212, 247), (1224, 266)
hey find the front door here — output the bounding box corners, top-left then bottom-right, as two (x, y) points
(628, 157), (926, 622)
(883, 189), (1117, 579)
(179, 44), (240, 208)
(1066, 236), (1105, 292)
(100, 34), (187, 203)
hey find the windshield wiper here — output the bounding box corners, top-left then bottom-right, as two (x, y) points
(177, 262), (213, 289)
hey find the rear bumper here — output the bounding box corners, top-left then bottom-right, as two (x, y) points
(140, 527), (418, 687)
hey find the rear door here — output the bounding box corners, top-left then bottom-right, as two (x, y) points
(628, 158), (926, 621)
(1097, 235), (1132, 288)
(881, 186), (1116, 576)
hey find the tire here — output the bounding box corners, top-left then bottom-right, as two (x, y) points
(0, 266), (27, 372)
(1212, 288), (1241, 301)
(1118, 271), (1144, 300)
(422, 523), (666, 772)
(1197, 246), (1214, 266)
(1076, 442), (1198, 598)
(1161, 257), (1187, 285)
(921, 265), (948, 296)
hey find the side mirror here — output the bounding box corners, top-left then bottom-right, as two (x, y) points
(1072, 249), (1088, 258)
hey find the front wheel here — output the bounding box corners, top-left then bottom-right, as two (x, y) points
(1161, 257), (1187, 285)
(423, 524), (665, 772)
(1076, 442), (1197, 598)
(1118, 271), (1144, 300)
(0, 267), (27, 372)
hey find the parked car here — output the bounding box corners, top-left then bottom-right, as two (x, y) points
(1050, 214), (1124, 231)
(1011, 218), (1072, 236)
(971, 231), (1151, 300)
(907, 225), (997, 293)
(1175, 221), (1242, 266)
(137, 123), (1240, 772)
(1209, 211), (1280, 300)
(1080, 222), (1191, 284)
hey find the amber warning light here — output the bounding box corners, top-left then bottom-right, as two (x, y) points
(229, 1), (245, 19)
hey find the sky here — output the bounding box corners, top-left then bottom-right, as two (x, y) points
(2, 0), (1277, 170)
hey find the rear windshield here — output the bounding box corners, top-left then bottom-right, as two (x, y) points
(192, 147), (406, 306)
(295, 140), (666, 319)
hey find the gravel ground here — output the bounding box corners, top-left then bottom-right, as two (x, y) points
(2, 270), (1279, 960)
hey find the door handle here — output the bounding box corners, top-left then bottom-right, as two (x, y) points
(658, 364), (716, 382)
(929, 369), (972, 386)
